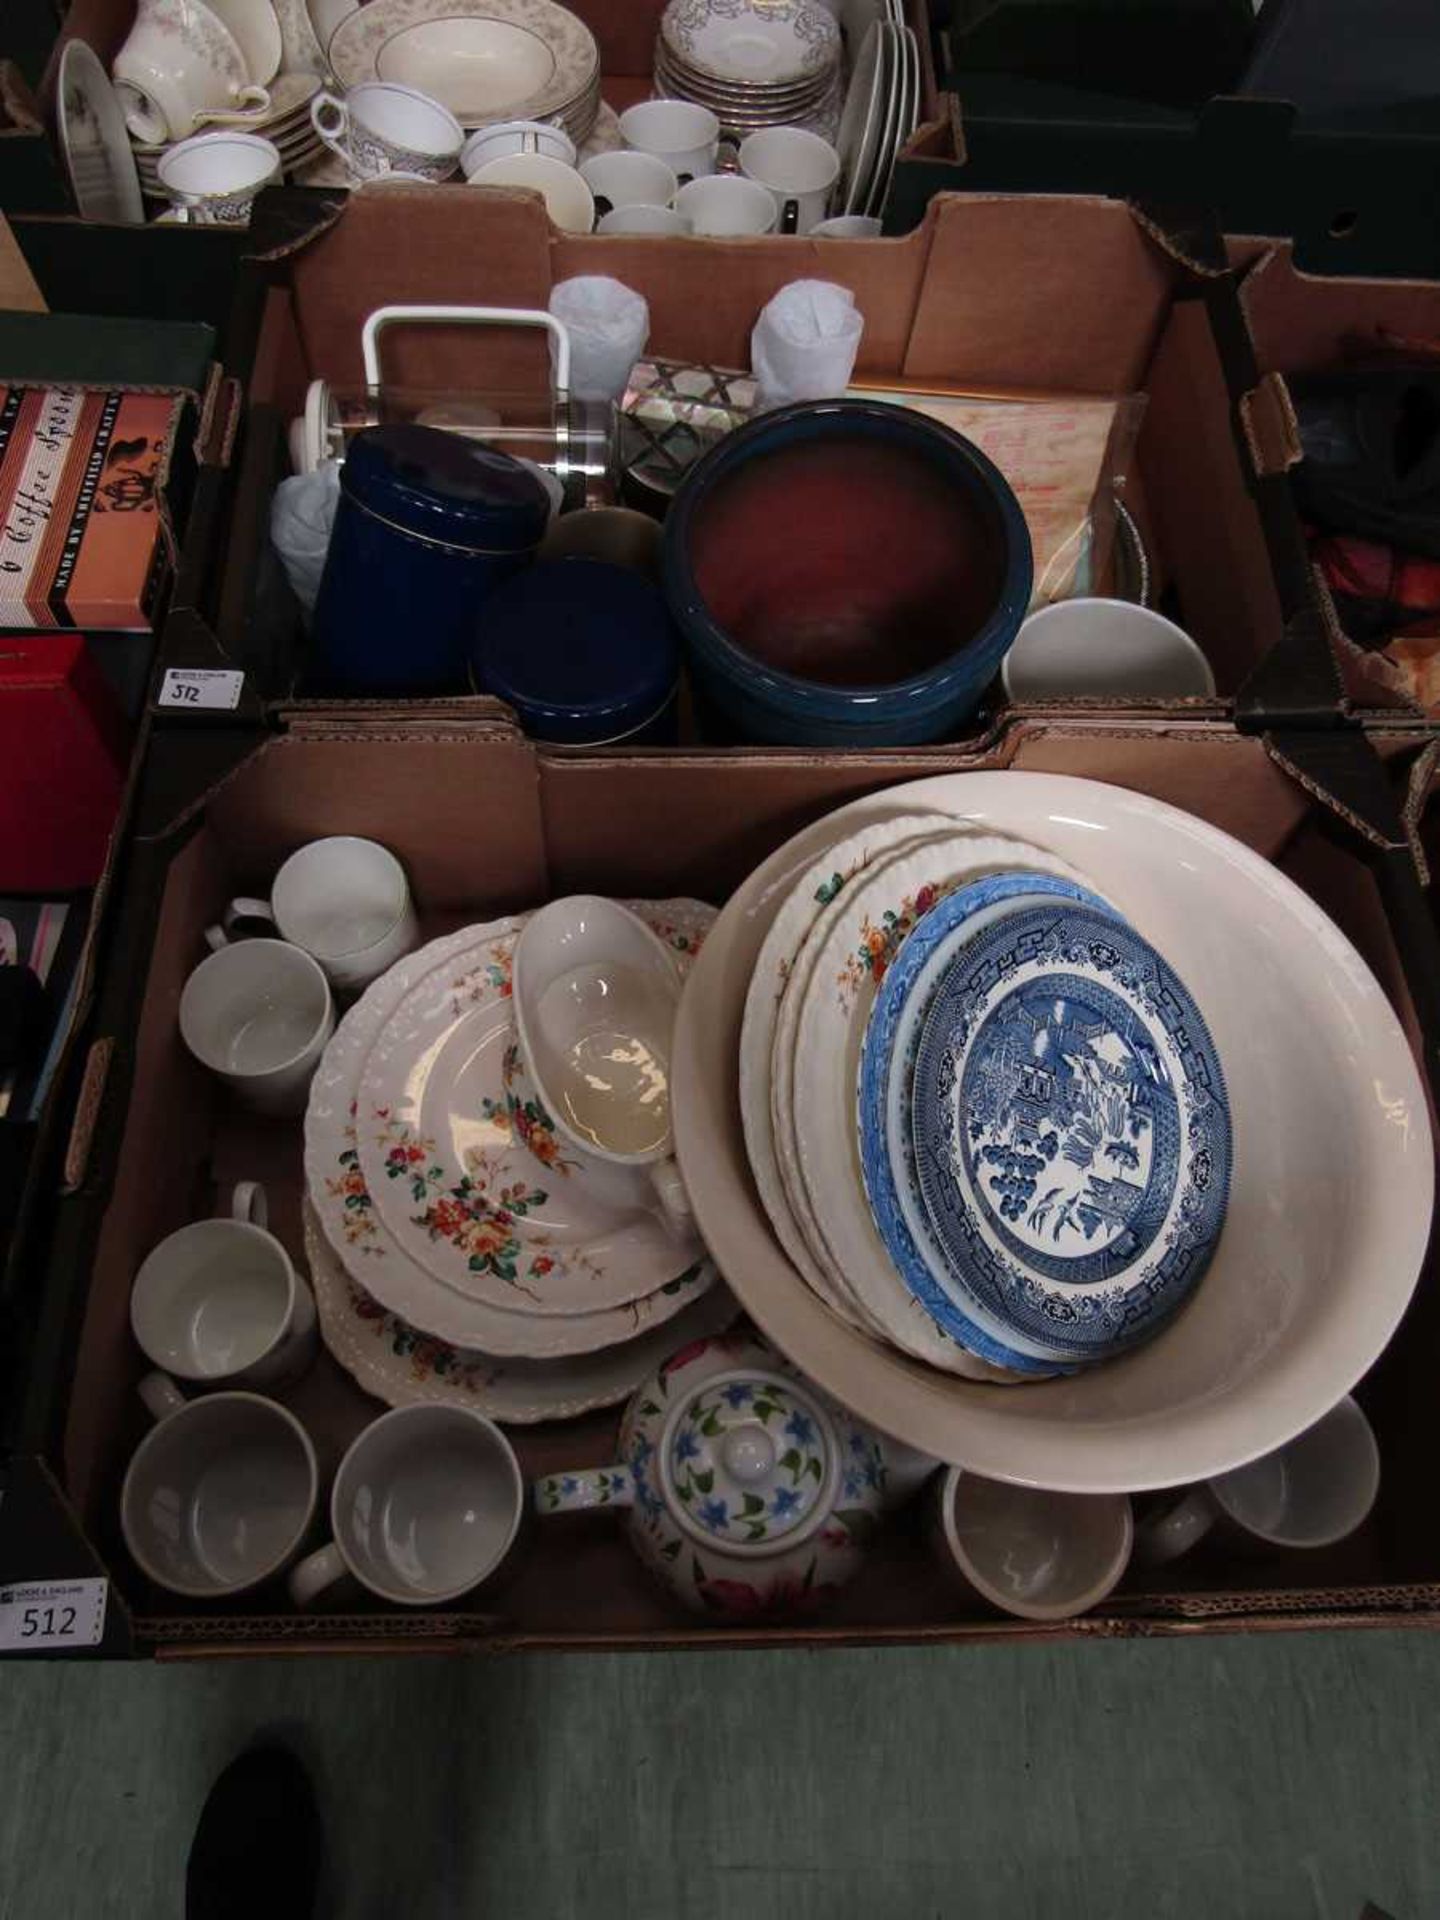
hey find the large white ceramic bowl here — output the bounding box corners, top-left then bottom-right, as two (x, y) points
(672, 771), (1434, 1491)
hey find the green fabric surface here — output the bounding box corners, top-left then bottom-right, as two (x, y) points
(0, 1632), (1435, 1917)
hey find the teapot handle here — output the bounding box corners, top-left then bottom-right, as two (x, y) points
(533, 1465), (633, 1514)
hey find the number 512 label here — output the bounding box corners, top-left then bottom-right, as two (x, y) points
(0, 1578), (107, 1651)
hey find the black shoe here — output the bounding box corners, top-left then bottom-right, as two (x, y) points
(186, 1744), (323, 1920)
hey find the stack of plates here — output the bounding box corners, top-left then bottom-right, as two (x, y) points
(834, 9), (919, 216)
(654, 0), (843, 138)
(131, 70), (324, 201)
(327, 0), (602, 143)
(304, 900), (737, 1422)
(737, 808), (1232, 1382)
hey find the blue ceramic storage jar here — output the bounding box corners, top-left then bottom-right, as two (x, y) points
(661, 399), (1033, 746)
(470, 556), (680, 745)
(310, 424), (551, 695)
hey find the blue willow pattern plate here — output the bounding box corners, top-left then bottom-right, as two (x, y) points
(858, 872), (1117, 1371)
(909, 904), (1231, 1361)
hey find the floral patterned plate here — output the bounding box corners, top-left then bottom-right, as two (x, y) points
(305, 1199), (740, 1422)
(740, 810), (951, 1332)
(909, 902), (1232, 1363)
(304, 904), (719, 1356)
(355, 907), (712, 1312)
(660, 0), (840, 88)
(786, 833), (1090, 1378)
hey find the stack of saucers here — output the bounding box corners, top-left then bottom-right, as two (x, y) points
(305, 899), (736, 1423)
(655, 0), (844, 138)
(738, 811), (1232, 1382)
(131, 70), (324, 201)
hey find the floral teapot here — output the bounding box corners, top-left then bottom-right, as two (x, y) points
(534, 1328), (891, 1620)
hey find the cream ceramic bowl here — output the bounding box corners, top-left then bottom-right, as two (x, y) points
(672, 770), (1434, 1492)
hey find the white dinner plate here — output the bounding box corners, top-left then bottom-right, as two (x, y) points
(839, 21), (891, 215)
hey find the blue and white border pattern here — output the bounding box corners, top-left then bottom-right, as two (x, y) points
(910, 905), (1231, 1361)
(857, 871), (1116, 1372)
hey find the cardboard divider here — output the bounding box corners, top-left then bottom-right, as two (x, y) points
(209, 191), (1286, 720)
(49, 721), (1440, 1653)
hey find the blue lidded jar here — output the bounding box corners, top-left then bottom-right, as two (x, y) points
(310, 424), (552, 695)
(469, 556), (680, 746)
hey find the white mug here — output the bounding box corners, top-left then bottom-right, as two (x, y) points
(619, 100), (720, 185)
(122, 1380), (318, 1599)
(113, 0), (272, 145)
(289, 1405), (524, 1607)
(156, 132), (280, 225)
(812, 214), (883, 238)
(674, 174), (777, 237)
(580, 151), (678, 220)
(130, 1182), (318, 1391)
(930, 1468), (1134, 1621)
(1134, 1396), (1380, 1565)
(208, 836), (419, 993)
(179, 938), (334, 1114)
(461, 119), (575, 175)
(1001, 597), (1218, 704)
(310, 82), (463, 182)
(597, 204), (691, 236)
(466, 153), (595, 233)
(739, 127), (840, 235)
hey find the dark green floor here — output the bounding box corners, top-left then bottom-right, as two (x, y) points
(1, 1630), (1435, 1918)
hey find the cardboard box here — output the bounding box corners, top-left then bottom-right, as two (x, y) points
(1228, 238), (1440, 720)
(4, 715), (1436, 1659)
(187, 189), (1313, 727)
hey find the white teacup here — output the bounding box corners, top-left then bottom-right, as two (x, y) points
(467, 153), (595, 232)
(113, 0), (272, 146)
(1001, 597), (1218, 703)
(674, 174), (777, 237)
(1134, 1396), (1380, 1564)
(812, 214), (883, 238)
(739, 127), (840, 234)
(130, 1182), (318, 1391)
(511, 896), (695, 1239)
(620, 100), (720, 186)
(580, 151), (678, 221)
(208, 836), (419, 993)
(157, 132), (280, 225)
(311, 81), (463, 182)
(289, 1405), (524, 1607)
(122, 1381), (318, 1599)
(461, 118), (575, 175)
(179, 938), (334, 1114)
(597, 204), (691, 236)
(930, 1468), (1134, 1621)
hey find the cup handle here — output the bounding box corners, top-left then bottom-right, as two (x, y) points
(288, 1539), (348, 1607)
(231, 1181), (269, 1229)
(227, 83), (272, 117)
(138, 1370), (186, 1422)
(647, 1156), (694, 1240)
(781, 198), (800, 235)
(533, 1466), (633, 1514)
(310, 90), (349, 158)
(1132, 1488), (1217, 1567)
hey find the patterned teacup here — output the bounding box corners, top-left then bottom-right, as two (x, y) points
(113, 0), (272, 146)
(157, 131), (281, 224)
(311, 81), (463, 182)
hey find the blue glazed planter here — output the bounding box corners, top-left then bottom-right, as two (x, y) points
(661, 399), (1033, 747)
(310, 424), (551, 696)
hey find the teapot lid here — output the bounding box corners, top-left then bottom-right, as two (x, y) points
(662, 1370), (835, 1554)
